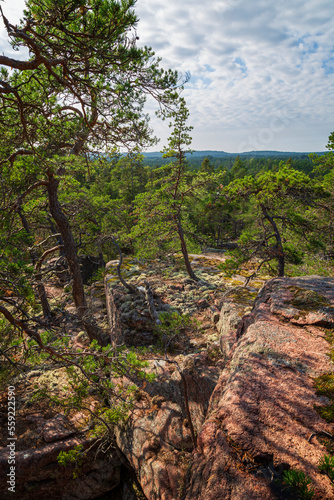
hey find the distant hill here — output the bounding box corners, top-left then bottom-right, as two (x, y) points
(143, 150), (326, 160)
(142, 150), (326, 170)
(238, 150), (326, 158)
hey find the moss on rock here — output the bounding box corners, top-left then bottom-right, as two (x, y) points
(289, 287), (330, 311)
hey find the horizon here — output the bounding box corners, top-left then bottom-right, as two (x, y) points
(142, 148), (327, 155)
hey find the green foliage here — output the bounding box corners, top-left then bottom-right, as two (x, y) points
(220, 163), (330, 277)
(145, 152), (316, 178)
(97, 404), (130, 427)
(0, 0), (184, 355)
(311, 131), (334, 176)
(286, 254), (334, 278)
(0, 318), (19, 384)
(154, 311), (192, 352)
(318, 454), (334, 483)
(1, 0), (180, 158)
(86, 267), (105, 285)
(58, 445), (83, 467)
(186, 171), (228, 248)
(218, 250), (245, 277)
(282, 469), (315, 499)
(57, 445), (84, 479)
(132, 99), (218, 278)
(199, 157), (214, 174)
(314, 372), (334, 423)
(314, 373), (334, 399)
(131, 100), (193, 258)
(283, 243), (305, 265)
(229, 155), (248, 180)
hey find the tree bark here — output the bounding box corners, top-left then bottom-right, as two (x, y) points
(144, 281), (160, 324)
(48, 216), (65, 256)
(260, 205), (285, 277)
(46, 171), (108, 345)
(110, 237), (137, 294)
(176, 221), (198, 281)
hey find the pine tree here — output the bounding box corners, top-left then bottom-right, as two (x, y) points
(132, 99), (199, 280)
(0, 0), (181, 344)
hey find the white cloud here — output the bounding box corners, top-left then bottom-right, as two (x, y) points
(0, 0), (27, 57)
(137, 0), (334, 152)
(1, 0), (333, 152)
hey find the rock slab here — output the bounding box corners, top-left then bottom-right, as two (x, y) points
(115, 351), (222, 500)
(185, 276), (334, 499)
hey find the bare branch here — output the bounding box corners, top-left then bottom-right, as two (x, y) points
(35, 245), (64, 273)
(0, 54), (66, 72)
(12, 180), (48, 211)
(58, 106), (84, 118)
(29, 233), (61, 250)
(0, 149), (34, 167)
(143, 281), (160, 324)
(107, 237), (138, 294)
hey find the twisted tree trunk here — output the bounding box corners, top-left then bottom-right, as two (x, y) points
(176, 221), (198, 281)
(260, 204), (285, 277)
(46, 171), (108, 345)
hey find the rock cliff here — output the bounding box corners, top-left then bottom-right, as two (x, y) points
(1, 259), (334, 499)
(185, 276), (334, 499)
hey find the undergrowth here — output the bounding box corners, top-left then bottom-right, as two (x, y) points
(282, 468), (315, 499)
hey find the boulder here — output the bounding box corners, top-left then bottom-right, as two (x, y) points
(185, 276), (334, 499)
(216, 299), (250, 360)
(115, 351), (223, 500)
(0, 369), (122, 500)
(104, 275), (161, 347)
(0, 434), (121, 500)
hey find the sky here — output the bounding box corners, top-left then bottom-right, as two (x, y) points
(1, 0), (334, 153)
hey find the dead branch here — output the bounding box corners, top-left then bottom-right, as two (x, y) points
(35, 245), (64, 273)
(0, 149), (34, 167)
(29, 233), (61, 251)
(143, 281), (161, 324)
(108, 237), (137, 294)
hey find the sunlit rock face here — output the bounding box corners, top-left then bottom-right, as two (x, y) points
(185, 276), (334, 500)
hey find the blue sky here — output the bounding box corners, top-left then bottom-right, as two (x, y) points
(2, 0), (334, 153)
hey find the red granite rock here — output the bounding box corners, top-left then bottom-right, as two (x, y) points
(197, 298), (209, 308)
(115, 351), (222, 500)
(216, 300), (248, 360)
(116, 399), (192, 500)
(0, 435), (121, 500)
(185, 276), (334, 499)
(42, 414), (76, 443)
(207, 305), (221, 323)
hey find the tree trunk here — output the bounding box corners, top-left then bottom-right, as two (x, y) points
(176, 221), (198, 281)
(46, 172), (108, 345)
(260, 205), (285, 277)
(48, 216), (65, 256)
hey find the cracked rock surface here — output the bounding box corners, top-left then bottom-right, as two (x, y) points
(185, 276), (334, 500)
